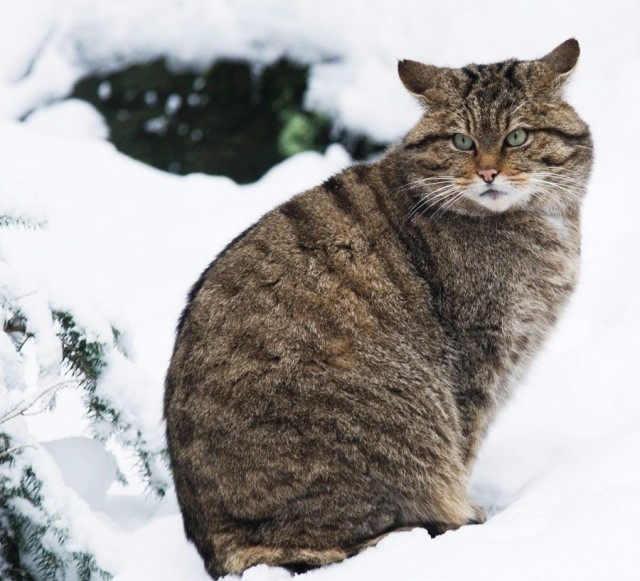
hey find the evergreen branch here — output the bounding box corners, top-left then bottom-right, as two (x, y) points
(0, 445), (36, 461)
(1, 205), (152, 580)
(0, 382), (76, 425)
(3, 316), (27, 335)
(53, 311), (106, 392)
(3, 311), (34, 353)
(52, 310), (169, 497)
(1, 446), (114, 580)
(0, 215), (45, 230)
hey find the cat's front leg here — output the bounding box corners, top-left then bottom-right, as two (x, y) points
(456, 389), (494, 474)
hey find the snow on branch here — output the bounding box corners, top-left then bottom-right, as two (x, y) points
(0, 178), (46, 230)
(53, 310), (169, 496)
(1, 181), (168, 578)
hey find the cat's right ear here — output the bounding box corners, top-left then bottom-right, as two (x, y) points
(398, 60), (448, 105)
(540, 38), (580, 78)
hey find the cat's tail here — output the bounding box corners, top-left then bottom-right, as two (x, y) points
(221, 545), (348, 575)
(219, 529), (411, 576)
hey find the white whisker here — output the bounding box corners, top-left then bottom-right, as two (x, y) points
(533, 171), (585, 186)
(528, 178), (582, 201)
(531, 187), (576, 213)
(396, 176), (455, 195)
(430, 188), (469, 220)
(411, 188), (462, 222)
(406, 186), (460, 223)
(405, 184), (458, 222)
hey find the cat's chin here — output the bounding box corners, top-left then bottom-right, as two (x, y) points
(471, 187), (532, 213)
(480, 188), (507, 200)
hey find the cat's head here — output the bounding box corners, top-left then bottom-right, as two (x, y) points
(397, 39), (592, 217)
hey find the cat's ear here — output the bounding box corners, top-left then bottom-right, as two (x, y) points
(540, 38), (580, 78)
(398, 60), (449, 104)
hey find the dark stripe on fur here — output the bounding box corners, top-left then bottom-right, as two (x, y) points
(403, 134), (450, 151)
(371, 180), (450, 331)
(461, 67), (479, 99)
(533, 127), (590, 144)
(279, 198), (318, 252)
(175, 222), (258, 338)
(504, 61), (519, 87)
(485, 83), (502, 102)
(280, 199), (307, 222)
(541, 149), (581, 166)
(419, 162), (446, 172)
(324, 175), (355, 217)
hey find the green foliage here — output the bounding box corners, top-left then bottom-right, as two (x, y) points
(52, 311), (167, 497)
(53, 312), (105, 384)
(52, 311), (112, 424)
(0, 460), (112, 581)
(278, 111), (329, 157)
(72, 58), (385, 184)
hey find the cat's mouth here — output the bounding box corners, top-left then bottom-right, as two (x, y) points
(480, 188), (507, 200)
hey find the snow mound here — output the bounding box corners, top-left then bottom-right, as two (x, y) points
(24, 99), (109, 140)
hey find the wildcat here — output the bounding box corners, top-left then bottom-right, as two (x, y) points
(165, 39), (592, 578)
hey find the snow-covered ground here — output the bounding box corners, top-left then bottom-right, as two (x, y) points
(1, 0), (640, 579)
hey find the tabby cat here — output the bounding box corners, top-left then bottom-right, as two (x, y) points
(165, 39), (592, 578)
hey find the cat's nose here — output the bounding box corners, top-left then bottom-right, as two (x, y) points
(478, 168), (498, 184)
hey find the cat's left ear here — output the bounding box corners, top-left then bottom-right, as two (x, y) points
(398, 60), (452, 105)
(540, 38), (580, 78)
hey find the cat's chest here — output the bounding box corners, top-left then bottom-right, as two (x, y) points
(427, 214), (579, 330)
(413, 214), (579, 394)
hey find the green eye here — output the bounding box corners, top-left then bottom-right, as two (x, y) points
(505, 128), (528, 147)
(453, 133), (475, 151)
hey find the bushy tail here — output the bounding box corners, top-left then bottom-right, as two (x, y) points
(222, 545), (348, 575)
(220, 528), (412, 576)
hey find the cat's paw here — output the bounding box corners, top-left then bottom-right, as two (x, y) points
(468, 504), (486, 525)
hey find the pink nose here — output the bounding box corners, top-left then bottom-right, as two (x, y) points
(478, 168), (498, 183)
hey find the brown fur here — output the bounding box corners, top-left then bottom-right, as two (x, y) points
(165, 39), (592, 578)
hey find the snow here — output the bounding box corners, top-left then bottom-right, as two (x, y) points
(24, 99), (109, 141)
(1, 0), (640, 580)
(43, 437), (119, 511)
(0, 403), (121, 575)
(0, 176), (46, 228)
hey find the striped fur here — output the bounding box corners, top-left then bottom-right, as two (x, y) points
(165, 40), (593, 578)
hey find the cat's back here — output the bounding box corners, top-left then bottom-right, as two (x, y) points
(167, 162), (438, 391)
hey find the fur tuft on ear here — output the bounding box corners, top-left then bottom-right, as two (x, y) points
(541, 38), (580, 76)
